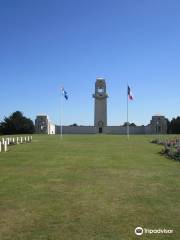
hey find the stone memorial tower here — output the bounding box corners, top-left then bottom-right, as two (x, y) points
(150, 115), (167, 134)
(93, 78), (108, 133)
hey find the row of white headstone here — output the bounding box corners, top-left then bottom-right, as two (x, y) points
(0, 136), (33, 153)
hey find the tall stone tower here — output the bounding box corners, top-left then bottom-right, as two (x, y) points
(93, 78), (108, 133)
(35, 115), (55, 134)
(150, 115), (167, 134)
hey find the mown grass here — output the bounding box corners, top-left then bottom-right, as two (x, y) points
(0, 134), (180, 240)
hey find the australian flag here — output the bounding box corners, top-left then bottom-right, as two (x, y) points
(61, 87), (68, 100)
(128, 86), (133, 100)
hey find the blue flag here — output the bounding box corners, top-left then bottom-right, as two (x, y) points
(61, 87), (68, 100)
(128, 86), (133, 100)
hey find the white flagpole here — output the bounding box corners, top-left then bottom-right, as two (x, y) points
(127, 84), (129, 139)
(60, 87), (63, 139)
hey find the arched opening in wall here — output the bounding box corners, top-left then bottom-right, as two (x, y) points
(99, 127), (103, 133)
(156, 124), (161, 134)
(98, 121), (103, 134)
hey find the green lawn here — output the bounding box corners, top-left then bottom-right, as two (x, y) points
(0, 135), (180, 240)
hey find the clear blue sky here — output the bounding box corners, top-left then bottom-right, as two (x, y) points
(0, 0), (180, 126)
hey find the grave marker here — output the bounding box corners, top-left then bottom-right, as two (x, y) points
(3, 141), (7, 152)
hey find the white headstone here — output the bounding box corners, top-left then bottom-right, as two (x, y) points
(12, 137), (15, 144)
(25, 137), (27, 142)
(2, 138), (4, 145)
(16, 137), (19, 144)
(27, 136), (30, 142)
(7, 138), (10, 145)
(4, 140), (7, 152)
(21, 137), (23, 144)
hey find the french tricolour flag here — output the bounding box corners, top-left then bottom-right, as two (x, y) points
(128, 86), (133, 100)
(61, 87), (68, 100)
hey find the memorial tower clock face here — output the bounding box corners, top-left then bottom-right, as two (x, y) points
(93, 78), (108, 133)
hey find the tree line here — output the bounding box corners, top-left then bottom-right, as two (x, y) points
(167, 117), (180, 134)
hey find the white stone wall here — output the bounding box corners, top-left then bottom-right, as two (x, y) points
(55, 125), (148, 134)
(55, 126), (96, 134)
(144, 125), (153, 134)
(35, 116), (167, 135)
(48, 123), (55, 134)
(105, 126), (146, 134)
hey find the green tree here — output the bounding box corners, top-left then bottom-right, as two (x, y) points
(122, 122), (136, 126)
(167, 118), (171, 134)
(168, 116), (180, 134)
(130, 123), (136, 126)
(0, 111), (35, 135)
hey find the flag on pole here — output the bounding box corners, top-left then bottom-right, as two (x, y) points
(60, 87), (68, 139)
(61, 87), (68, 100)
(127, 85), (133, 139)
(128, 86), (133, 100)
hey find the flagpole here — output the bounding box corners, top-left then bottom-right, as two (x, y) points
(127, 84), (129, 139)
(60, 87), (63, 139)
